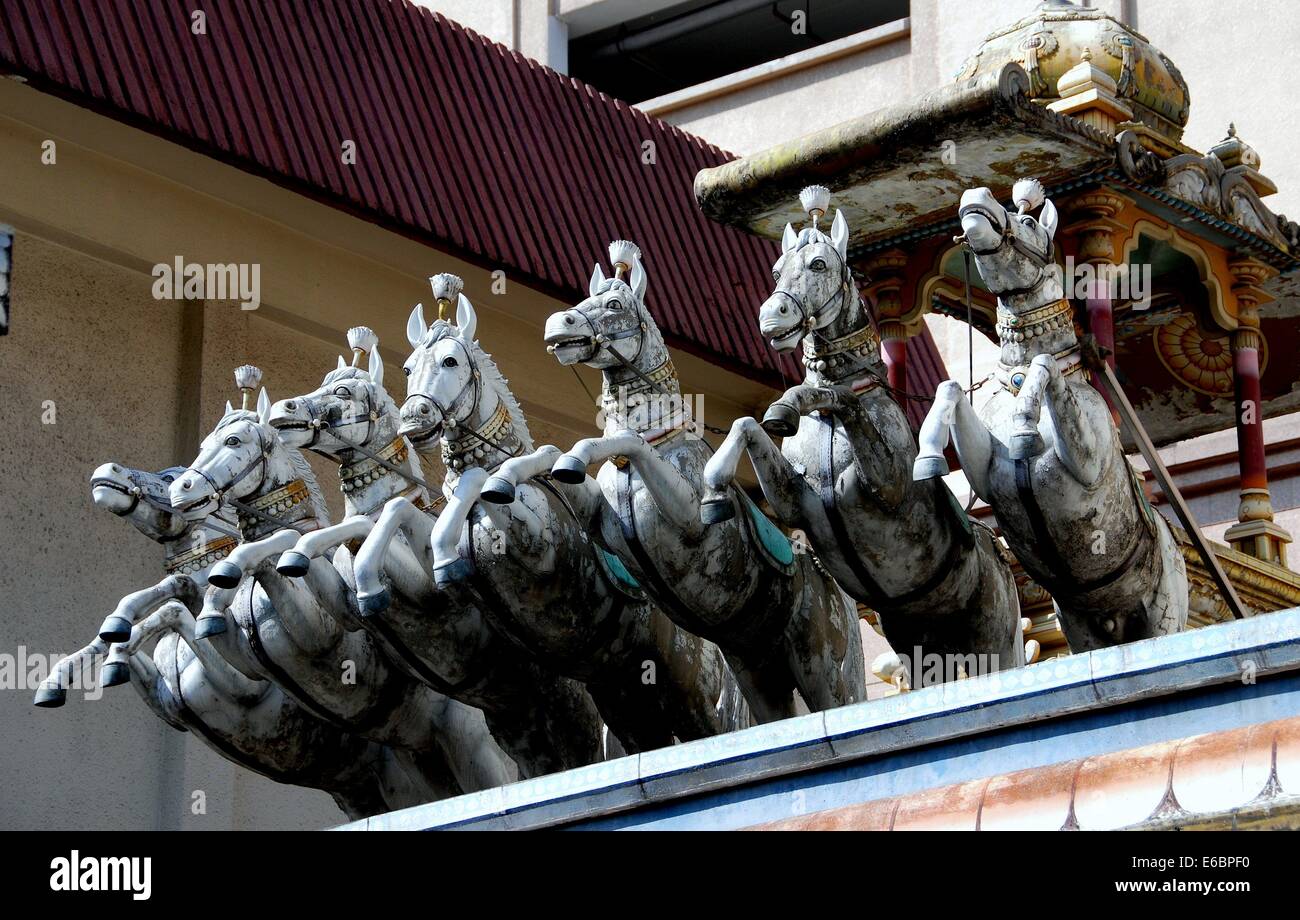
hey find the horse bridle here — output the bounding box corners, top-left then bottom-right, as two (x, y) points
(407, 333), (518, 462)
(297, 384), (379, 462)
(181, 419), (294, 531)
(769, 242), (851, 339)
(956, 201), (1056, 298)
(573, 285), (649, 366)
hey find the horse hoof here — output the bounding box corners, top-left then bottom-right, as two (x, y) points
(760, 403), (801, 437)
(357, 588), (392, 617)
(913, 456), (948, 480)
(480, 477), (517, 504)
(101, 662), (130, 688)
(700, 498), (735, 526)
(98, 617), (133, 644)
(194, 615), (227, 640)
(1009, 430), (1038, 460)
(550, 456), (587, 485)
(276, 551), (312, 578)
(207, 561), (244, 589)
(433, 558), (474, 587)
(33, 686), (67, 708)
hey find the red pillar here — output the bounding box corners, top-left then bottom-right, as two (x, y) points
(882, 334), (907, 393)
(1085, 276), (1117, 415)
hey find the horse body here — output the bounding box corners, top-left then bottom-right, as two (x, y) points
(398, 281), (741, 749)
(914, 182), (1187, 650)
(168, 381), (516, 790)
(534, 242), (864, 722)
(269, 330), (605, 775)
(35, 462), (454, 818)
(701, 196), (1025, 679)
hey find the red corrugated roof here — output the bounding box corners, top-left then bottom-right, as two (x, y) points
(0, 0), (950, 398)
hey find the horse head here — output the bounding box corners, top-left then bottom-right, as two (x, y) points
(91, 462), (192, 541)
(401, 275), (532, 471)
(759, 186), (851, 352)
(170, 366), (325, 532)
(544, 240), (661, 370)
(958, 179), (1062, 310)
(269, 326), (399, 464)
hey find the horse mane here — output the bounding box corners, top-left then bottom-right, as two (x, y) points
(468, 339), (534, 452)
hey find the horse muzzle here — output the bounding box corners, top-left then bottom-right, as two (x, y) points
(169, 475), (218, 519)
(543, 311), (597, 366)
(759, 294), (804, 351)
(267, 398), (315, 447)
(90, 463), (136, 514)
(398, 396), (443, 448)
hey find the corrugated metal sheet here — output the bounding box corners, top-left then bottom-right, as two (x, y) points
(0, 0), (949, 396)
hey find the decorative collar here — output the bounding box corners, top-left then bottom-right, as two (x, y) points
(339, 436), (409, 496)
(997, 345), (1086, 394)
(441, 402), (523, 472)
(165, 535), (238, 576)
(802, 323), (882, 384)
(995, 298), (1074, 344)
(238, 478), (315, 541)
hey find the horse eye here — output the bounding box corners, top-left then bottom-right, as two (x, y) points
(810, 258), (827, 271)
(334, 387), (351, 398)
(403, 366), (411, 377)
(606, 298), (622, 310)
(442, 356), (458, 368)
(225, 436), (240, 447)
(772, 270), (781, 281)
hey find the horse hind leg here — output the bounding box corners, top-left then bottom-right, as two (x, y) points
(723, 649), (800, 724)
(1143, 516), (1189, 638)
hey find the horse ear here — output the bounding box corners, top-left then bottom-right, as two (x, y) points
(455, 293), (477, 343)
(588, 263), (606, 298)
(256, 388), (271, 425)
(782, 222), (798, 253)
(369, 347), (384, 388)
(1039, 197), (1059, 241)
(830, 209), (849, 258)
(337, 355), (347, 370)
(630, 257), (647, 301)
(406, 302), (428, 350)
(225, 400), (234, 416)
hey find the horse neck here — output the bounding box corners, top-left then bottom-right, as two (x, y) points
(440, 365), (532, 475)
(336, 411), (427, 517)
(238, 442), (327, 540)
(599, 324), (680, 438)
(994, 287), (1078, 369)
(803, 293), (885, 385)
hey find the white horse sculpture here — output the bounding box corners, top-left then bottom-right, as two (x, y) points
(35, 463), (456, 817)
(166, 367), (518, 788)
(700, 188), (1027, 679)
(264, 328), (607, 772)
(383, 276), (746, 750)
(914, 179), (1188, 650)
(492, 241), (865, 722)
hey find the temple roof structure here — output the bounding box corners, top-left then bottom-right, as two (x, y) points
(696, 0), (1300, 446)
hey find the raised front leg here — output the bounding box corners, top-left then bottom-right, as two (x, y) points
(34, 639), (107, 707)
(1024, 355), (1106, 486)
(554, 431), (703, 537)
(481, 445), (562, 504)
(914, 380), (994, 500)
(209, 529), (303, 589)
(278, 515), (375, 577)
(431, 467), (488, 583)
(354, 496), (436, 615)
(702, 416), (818, 528)
(98, 574), (201, 643)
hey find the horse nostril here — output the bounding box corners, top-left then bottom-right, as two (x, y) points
(564, 315), (575, 325)
(420, 404), (430, 415)
(182, 479), (193, 490)
(284, 400), (296, 410)
(779, 305), (788, 314)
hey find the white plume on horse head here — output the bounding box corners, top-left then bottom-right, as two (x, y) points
(429, 272), (464, 306)
(1012, 177), (1058, 241)
(607, 239), (646, 301)
(799, 185), (830, 221)
(347, 325), (378, 362)
(406, 302), (428, 349)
